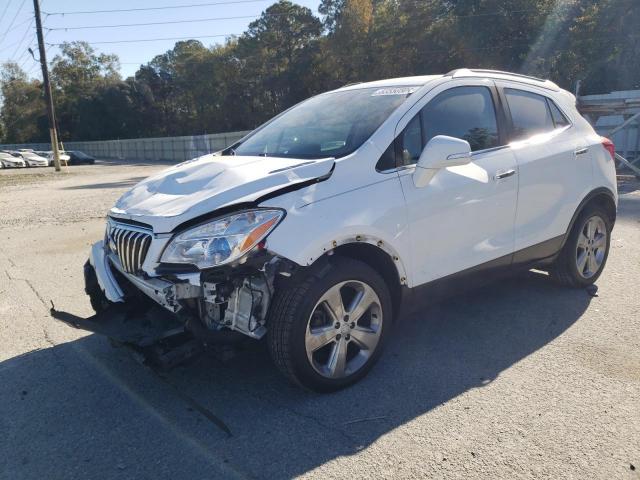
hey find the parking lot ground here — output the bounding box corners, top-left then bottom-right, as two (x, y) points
(1, 162), (639, 479)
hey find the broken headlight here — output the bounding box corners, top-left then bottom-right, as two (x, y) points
(161, 209), (283, 268)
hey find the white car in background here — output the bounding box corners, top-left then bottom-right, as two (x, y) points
(18, 150), (50, 167)
(46, 151), (71, 166)
(71, 69), (617, 392)
(0, 151), (26, 168)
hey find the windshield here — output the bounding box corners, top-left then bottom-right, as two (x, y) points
(232, 86), (417, 159)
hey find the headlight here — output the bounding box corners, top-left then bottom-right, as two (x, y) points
(161, 209), (284, 268)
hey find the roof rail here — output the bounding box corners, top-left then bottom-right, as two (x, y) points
(445, 68), (559, 91)
(468, 69), (548, 83)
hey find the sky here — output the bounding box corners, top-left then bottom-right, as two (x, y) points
(0, 0), (321, 79)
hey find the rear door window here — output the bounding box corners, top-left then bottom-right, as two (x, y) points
(504, 88), (555, 140)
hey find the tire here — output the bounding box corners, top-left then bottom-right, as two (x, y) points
(83, 261), (111, 313)
(267, 257), (392, 392)
(551, 204), (612, 288)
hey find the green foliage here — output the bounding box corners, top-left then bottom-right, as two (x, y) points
(1, 0), (638, 143)
(0, 62), (48, 143)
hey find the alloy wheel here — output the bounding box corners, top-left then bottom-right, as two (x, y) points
(305, 280), (383, 379)
(576, 215), (607, 279)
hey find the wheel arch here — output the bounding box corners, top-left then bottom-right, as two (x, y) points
(322, 242), (404, 319)
(561, 187), (616, 250)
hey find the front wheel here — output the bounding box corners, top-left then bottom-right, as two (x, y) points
(551, 205), (612, 287)
(267, 257), (392, 392)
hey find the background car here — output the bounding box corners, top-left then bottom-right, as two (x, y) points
(18, 150), (50, 167)
(67, 150), (96, 165)
(0, 151), (26, 168)
(46, 151), (71, 166)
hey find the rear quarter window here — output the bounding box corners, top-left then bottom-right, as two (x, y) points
(547, 100), (571, 128)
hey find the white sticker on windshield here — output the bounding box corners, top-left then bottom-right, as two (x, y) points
(371, 87), (420, 96)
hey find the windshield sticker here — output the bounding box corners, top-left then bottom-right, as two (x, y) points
(372, 86), (420, 96)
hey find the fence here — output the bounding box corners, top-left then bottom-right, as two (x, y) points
(0, 130), (250, 162)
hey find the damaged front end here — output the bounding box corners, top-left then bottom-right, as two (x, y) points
(54, 213), (298, 366)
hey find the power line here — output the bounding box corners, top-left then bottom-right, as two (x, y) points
(48, 23), (636, 51)
(42, 0), (270, 16)
(0, 7), (36, 52)
(47, 33), (244, 46)
(0, 0), (28, 46)
(0, 0), (15, 29)
(110, 30), (640, 69)
(46, 13), (289, 31)
(10, 19), (35, 60)
(12, 13), (34, 28)
(26, 60), (40, 75)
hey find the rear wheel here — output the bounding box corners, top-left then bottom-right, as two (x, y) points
(551, 205), (612, 287)
(268, 257), (392, 392)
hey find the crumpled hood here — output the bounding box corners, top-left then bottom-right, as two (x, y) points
(110, 154), (334, 232)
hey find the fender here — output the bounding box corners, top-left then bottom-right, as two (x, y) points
(313, 235), (409, 286)
(559, 187), (617, 251)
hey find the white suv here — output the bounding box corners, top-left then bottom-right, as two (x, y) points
(79, 69), (617, 392)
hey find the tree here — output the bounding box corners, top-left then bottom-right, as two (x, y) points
(2, 0), (639, 143)
(538, 0), (640, 94)
(0, 62), (47, 143)
(50, 41), (121, 140)
(234, 0), (323, 121)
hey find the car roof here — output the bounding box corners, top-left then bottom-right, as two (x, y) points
(335, 69), (561, 93)
(446, 68), (561, 92)
(336, 75), (443, 92)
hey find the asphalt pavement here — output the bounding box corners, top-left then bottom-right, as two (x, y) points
(1, 162), (639, 479)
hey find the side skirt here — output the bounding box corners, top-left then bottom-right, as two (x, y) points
(398, 235), (564, 317)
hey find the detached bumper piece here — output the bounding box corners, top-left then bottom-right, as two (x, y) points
(51, 303), (245, 369)
(51, 303), (184, 347)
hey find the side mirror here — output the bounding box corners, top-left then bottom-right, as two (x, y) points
(413, 135), (472, 187)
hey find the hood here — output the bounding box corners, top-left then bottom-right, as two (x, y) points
(110, 154), (335, 232)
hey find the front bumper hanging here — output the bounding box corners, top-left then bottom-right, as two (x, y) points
(51, 303), (185, 347)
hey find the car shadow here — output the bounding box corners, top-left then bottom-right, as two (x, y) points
(0, 270), (593, 478)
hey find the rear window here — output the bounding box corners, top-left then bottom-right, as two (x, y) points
(504, 88), (555, 140)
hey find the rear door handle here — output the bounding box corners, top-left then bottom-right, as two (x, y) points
(494, 169), (516, 180)
(574, 147), (589, 155)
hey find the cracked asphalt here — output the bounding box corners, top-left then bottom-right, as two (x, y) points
(1, 161), (639, 479)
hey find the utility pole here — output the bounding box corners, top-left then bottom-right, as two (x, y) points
(33, 0), (61, 171)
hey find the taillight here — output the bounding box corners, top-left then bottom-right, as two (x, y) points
(601, 137), (615, 160)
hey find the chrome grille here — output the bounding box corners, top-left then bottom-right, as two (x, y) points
(107, 222), (153, 274)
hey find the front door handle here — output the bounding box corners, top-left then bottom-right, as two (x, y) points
(574, 147), (589, 155)
(494, 169), (516, 180)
